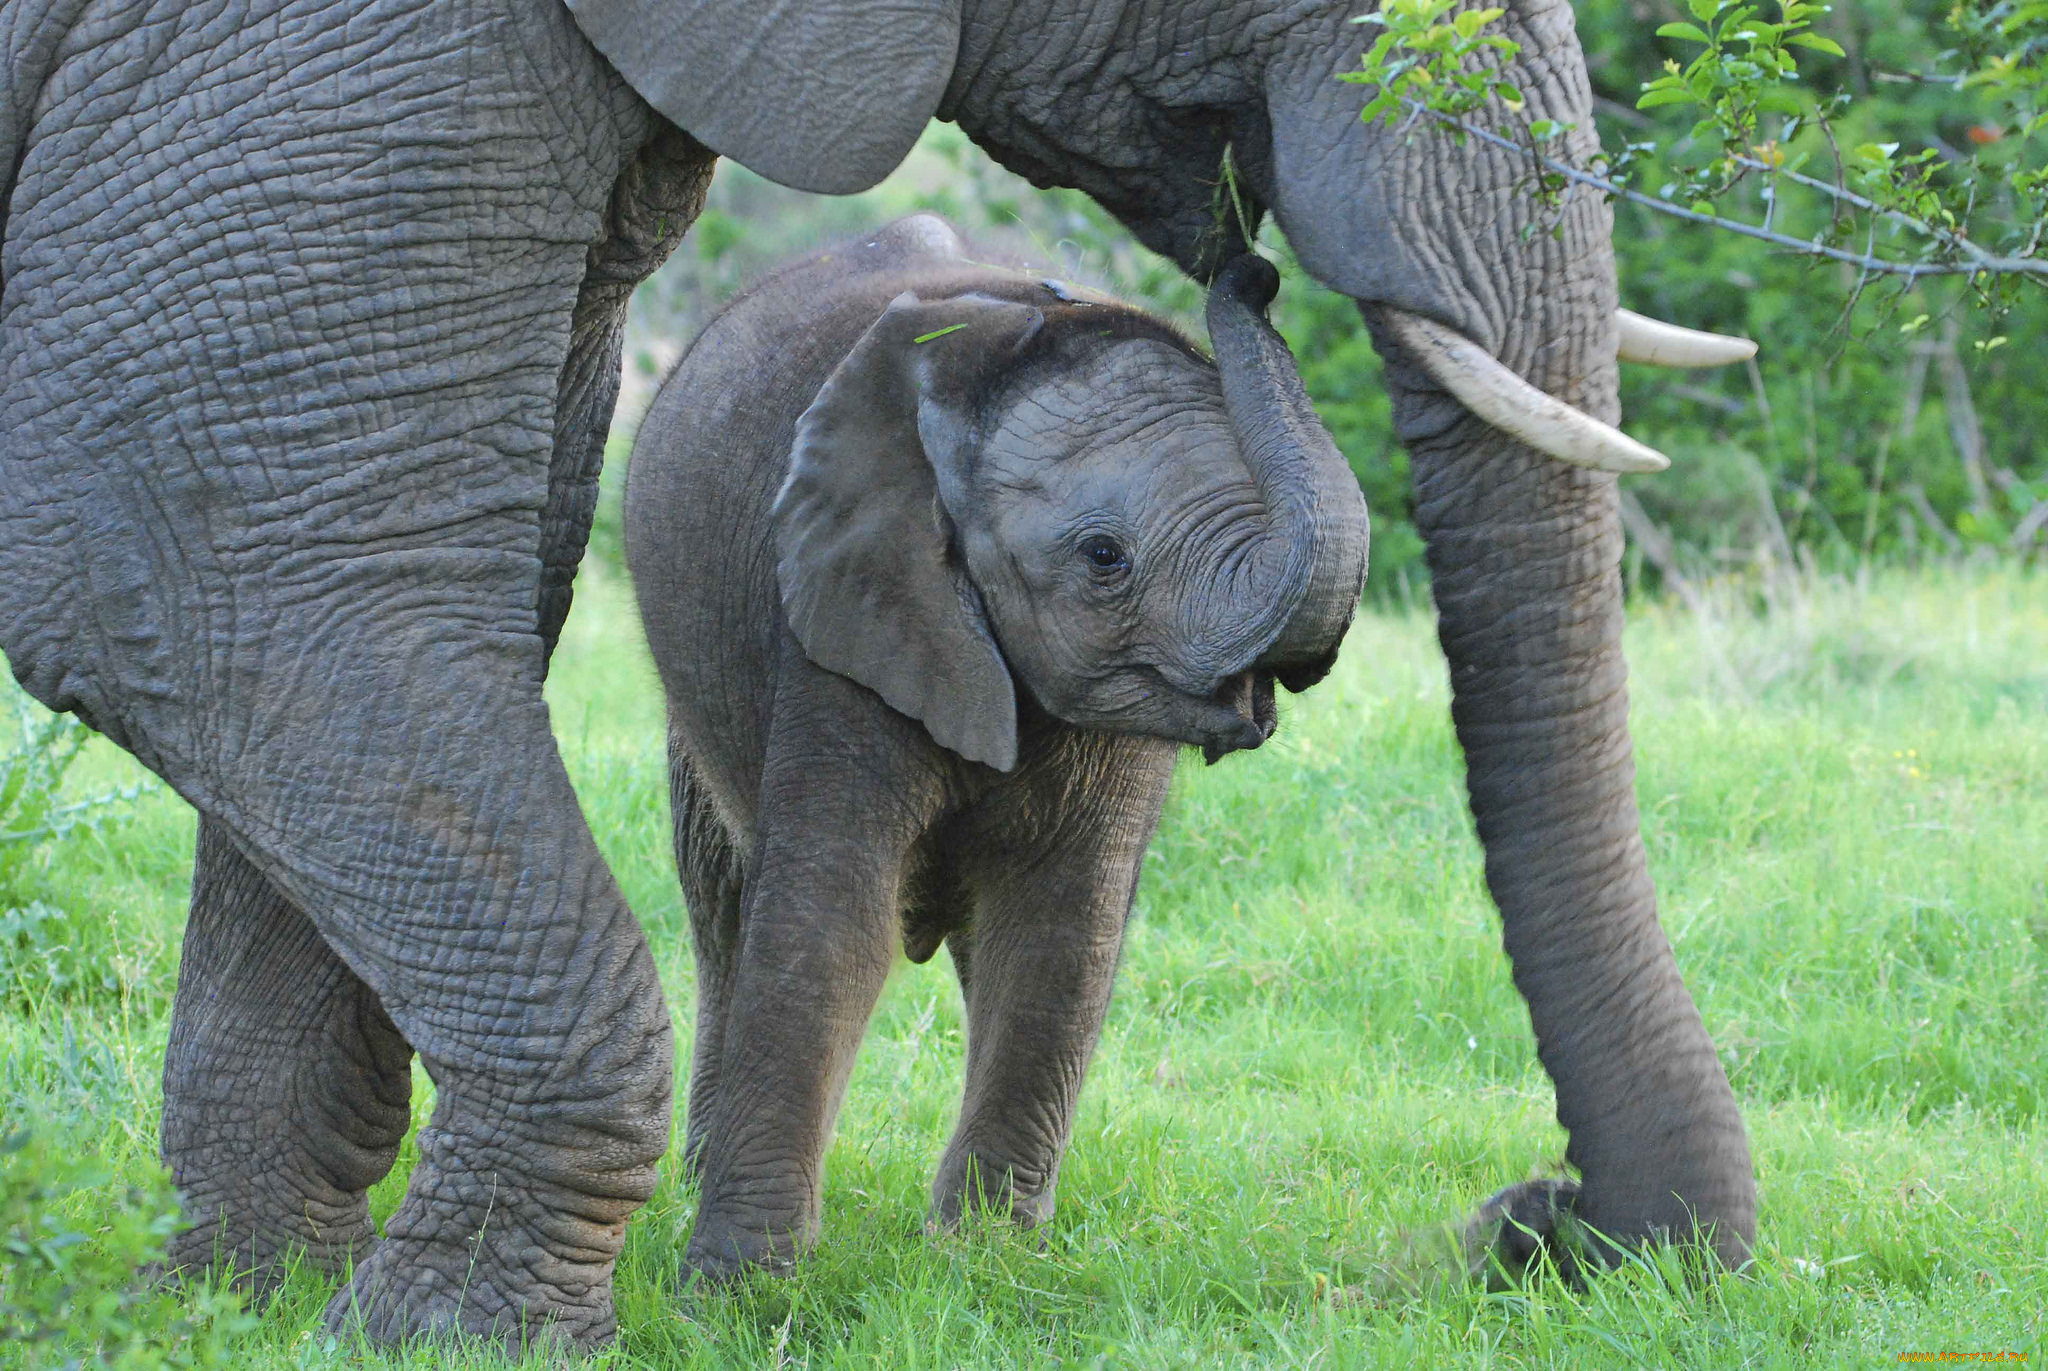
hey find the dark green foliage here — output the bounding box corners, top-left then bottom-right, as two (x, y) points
(0, 902), (118, 1007)
(3, 697), (98, 877)
(2, 685), (153, 887)
(1583, 0), (2048, 576)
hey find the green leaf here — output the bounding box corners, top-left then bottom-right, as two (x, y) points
(1637, 88), (1697, 109)
(1451, 7), (1503, 40)
(1656, 21), (1711, 42)
(1688, 0), (1721, 21)
(1786, 33), (1845, 56)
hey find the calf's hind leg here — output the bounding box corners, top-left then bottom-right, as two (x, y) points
(669, 742), (747, 1172)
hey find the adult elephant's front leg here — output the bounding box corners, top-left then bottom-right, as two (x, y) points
(161, 819), (413, 1288)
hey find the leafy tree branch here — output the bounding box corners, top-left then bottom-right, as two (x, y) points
(1344, 0), (2048, 312)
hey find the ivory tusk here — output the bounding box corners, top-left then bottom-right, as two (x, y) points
(1615, 308), (1758, 367)
(1382, 310), (1672, 475)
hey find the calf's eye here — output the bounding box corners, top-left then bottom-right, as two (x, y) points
(1078, 535), (1128, 573)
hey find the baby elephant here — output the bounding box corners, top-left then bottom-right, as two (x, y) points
(625, 214), (1367, 1278)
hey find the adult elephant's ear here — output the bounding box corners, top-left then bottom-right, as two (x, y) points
(563, 0), (959, 195)
(774, 292), (1043, 771)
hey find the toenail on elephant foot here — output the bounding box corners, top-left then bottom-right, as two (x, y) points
(1460, 1177), (1584, 1285)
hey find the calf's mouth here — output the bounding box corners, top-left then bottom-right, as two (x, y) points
(1201, 670), (1278, 765)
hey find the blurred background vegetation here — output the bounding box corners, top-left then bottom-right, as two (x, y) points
(608, 0), (2046, 602)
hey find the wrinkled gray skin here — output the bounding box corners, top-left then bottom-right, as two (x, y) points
(0, 0), (1752, 1349)
(627, 215), (1366, 1277)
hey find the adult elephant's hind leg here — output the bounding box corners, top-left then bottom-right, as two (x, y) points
(0, 0), (689, 1345)
(238, 638), (677, 1351)
(162, 818), (413, 1288)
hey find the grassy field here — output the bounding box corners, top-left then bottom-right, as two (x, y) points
(3, 563), (2045, 1368)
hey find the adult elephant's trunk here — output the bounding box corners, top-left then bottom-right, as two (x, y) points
(1205, 254), (1369, 689)
(1394, 360), (1757, 1267)
(1239, 0), (1755, 1267)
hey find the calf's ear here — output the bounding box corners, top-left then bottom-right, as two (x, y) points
(773, 292), (1042, 772)
(562, 0), (959, 194)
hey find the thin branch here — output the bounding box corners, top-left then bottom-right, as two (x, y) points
(1593, 94), (1657, 130)
(1818, 117), (1849, 241)
(1727, 154), (1997, 266)
(1870, 67), (1969, 87)
(2022, 213), (2048, 260)
(1422, 107), (2048, 281)
(2013, 499), (2048, 552)
(1901, 482), (1965, 554)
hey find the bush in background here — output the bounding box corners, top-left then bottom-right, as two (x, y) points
(0, 1131), (251, 1370)
(1, 678), (154, 1007)
(1585, 0), (2047, 576)
(0, 679), (230, 1366)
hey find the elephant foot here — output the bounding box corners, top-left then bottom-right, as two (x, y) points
(302, 1092), (671, 1353)
(161, 1200), (377, 1296)
(1458, 1177), (1584, 1286)
(680, 1219), (805, 1286)
(323, 1215), (619, 1353)
(927, 1152), (1057, 1234)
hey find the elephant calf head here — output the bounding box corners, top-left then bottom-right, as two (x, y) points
(774, 228), (1369, 769)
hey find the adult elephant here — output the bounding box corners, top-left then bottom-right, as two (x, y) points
(0, 0), (1754, 1349)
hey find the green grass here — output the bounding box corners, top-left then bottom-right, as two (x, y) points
(4, 561), (2045, 1367)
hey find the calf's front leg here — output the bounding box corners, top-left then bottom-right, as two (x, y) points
(931, 743), (1173, 1229)
(683, 670), (947, 1279)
